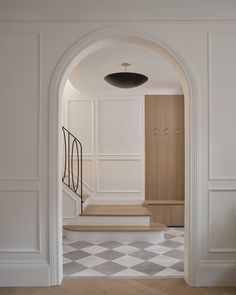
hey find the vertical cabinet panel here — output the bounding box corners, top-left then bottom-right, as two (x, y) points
(145, 95), (184, 201)
(149, 205), (171, 226)
(145, 95), (184, 226)
(171, 205), (185, 226)
(149, 204), (184, 226)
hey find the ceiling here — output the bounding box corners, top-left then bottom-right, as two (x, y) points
(69, 42), (182, 96)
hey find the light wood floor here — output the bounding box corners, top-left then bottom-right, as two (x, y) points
(0, 279), (236, 295)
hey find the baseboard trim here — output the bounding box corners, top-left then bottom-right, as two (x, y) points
(0, 261), (50, 287)
(197, 260), (236, 286)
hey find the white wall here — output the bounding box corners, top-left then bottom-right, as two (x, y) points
(63, 82), (145, 204)
(0, 0), (236, 287)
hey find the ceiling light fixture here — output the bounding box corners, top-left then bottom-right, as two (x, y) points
(104, 63), (148, 88)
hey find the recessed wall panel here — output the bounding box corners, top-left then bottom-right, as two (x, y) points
(67, 100), (93, 155)
(98, 100), (141, 154)
(82, 160), (93, 189)
(209, 32), (236, 179)
(0, 34), (40, 180)
(0, 190), (39, 252)
(97, 159), (141, 192)
(209, 190), (236, 252)
(71, 159), (93, 190)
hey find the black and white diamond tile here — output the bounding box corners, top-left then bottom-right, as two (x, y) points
(63, 227), (184, 278)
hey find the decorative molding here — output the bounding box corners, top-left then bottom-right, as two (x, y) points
(0, 33), (41, 182)
(69, 158), (94, 191)
(0, 248), (40, 253)
(49, 25), (199, 286)
(0, 189), (41, 253)
(0, 180), (41, 190)
(0, 260), (50, 287)
(37, 32), (42, 182)
(67, 87), (183, 97)
(208, 188), (236, 253)
(96, 99), (142, 156)
(67, 99), (94, 156)
(96, 158), (142, 193)
(82, 159), (94, 191)
(208, 31), (236, 181)
(207, 31), (211, 181)
(0, 260), (49, 266)
(199, 260), (236, 268)
(198, 260), (236, 286)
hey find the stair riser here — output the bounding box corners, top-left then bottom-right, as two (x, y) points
(63, 216), (150, 226)
(63, 229), (164, 243)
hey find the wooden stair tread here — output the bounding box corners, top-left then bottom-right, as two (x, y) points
(63, 223), (166, 232)
(146, 200), (184, 205)
(82, 205), (151, 216)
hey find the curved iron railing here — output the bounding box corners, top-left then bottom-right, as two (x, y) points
(62, 126), (83, 214)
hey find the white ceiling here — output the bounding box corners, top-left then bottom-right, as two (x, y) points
(2, 0), (236, 21)
(69, 42), (182, 96)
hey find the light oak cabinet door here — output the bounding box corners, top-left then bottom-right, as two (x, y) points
(145, 95), (185, 227)
(149, 204), (184, 226)
(149, 205), (171, 226)
(145, 95), (184, 201)
(170, 205), (184, 226)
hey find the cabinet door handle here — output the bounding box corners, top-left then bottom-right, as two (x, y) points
(176, 128), (180, 135)
(153, 128), (158, 135)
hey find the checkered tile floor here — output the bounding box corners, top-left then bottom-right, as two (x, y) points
(63, 227), (184, 278)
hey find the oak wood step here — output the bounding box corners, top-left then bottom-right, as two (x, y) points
(63, 222), (166, 232)
(81, 204), (151, 216)
(146, 200), (185, 205)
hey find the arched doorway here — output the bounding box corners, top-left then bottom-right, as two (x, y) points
(49, 26), (198, 286)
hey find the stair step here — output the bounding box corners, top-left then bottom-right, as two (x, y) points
(63, 222), (165, 232)
(63, 223), (165, 243)
(82, 205), (151, 216)
(146, 200), (184, 205)
(63, 216), (150, 226)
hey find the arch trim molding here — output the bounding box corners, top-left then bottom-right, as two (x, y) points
(48, 25), (199, 286)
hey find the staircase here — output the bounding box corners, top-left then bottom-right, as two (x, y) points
(62, 127), (166, 243)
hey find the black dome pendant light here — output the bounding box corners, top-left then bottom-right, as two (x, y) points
(104, 63), (148, 89)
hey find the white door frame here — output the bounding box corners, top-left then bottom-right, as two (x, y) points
(49, 26), (199, 286)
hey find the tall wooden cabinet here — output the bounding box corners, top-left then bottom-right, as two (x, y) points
(145, 95), (185, 226)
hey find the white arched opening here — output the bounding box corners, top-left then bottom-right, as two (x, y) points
(49, 26), (199, 286)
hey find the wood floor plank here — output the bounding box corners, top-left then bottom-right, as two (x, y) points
(1, 279), (236, 295)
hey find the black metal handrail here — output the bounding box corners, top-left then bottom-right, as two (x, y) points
(62, 126), (83, 214)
